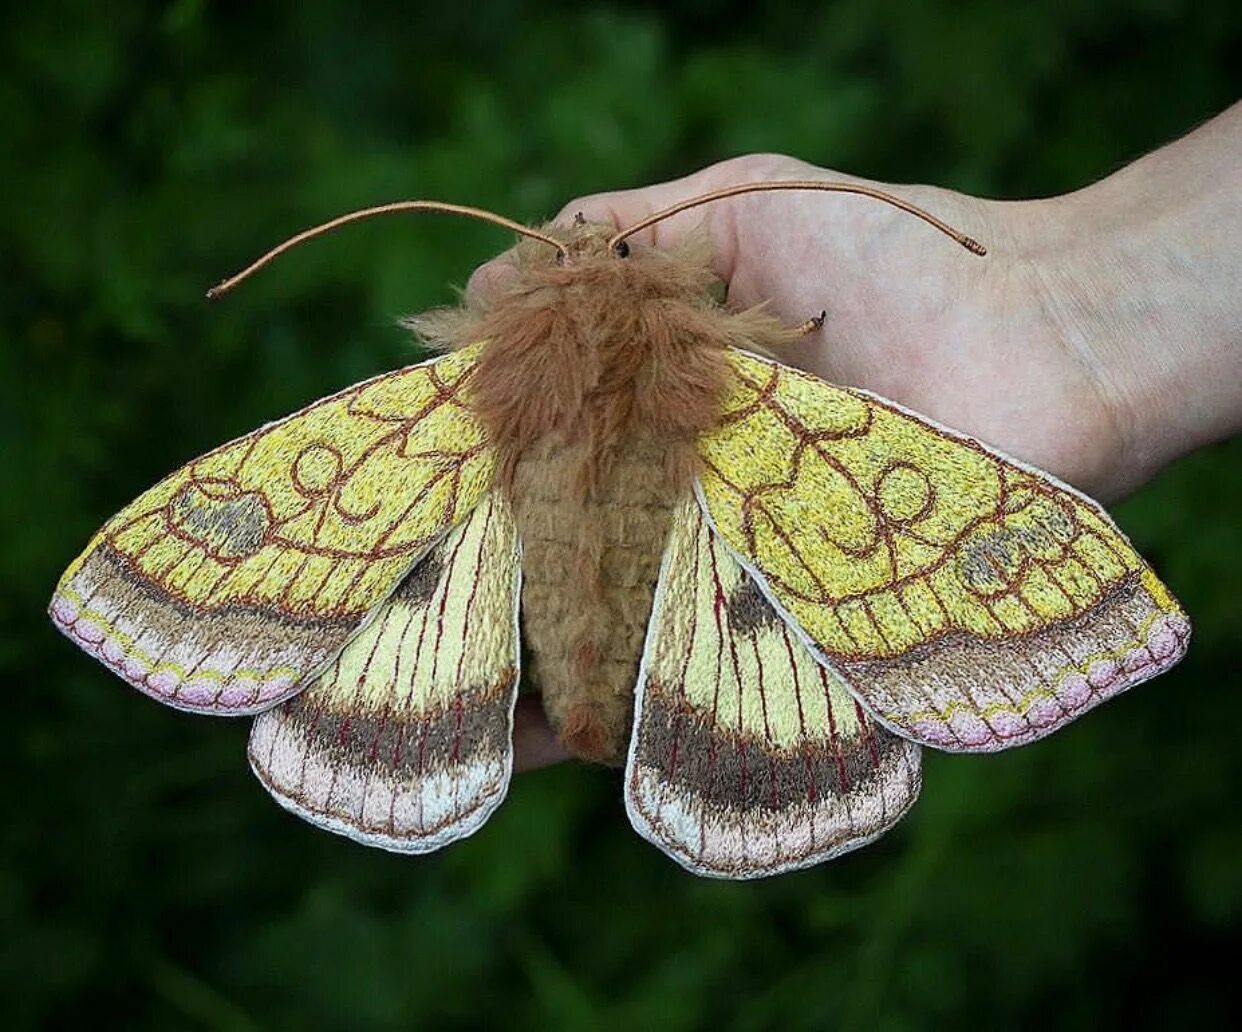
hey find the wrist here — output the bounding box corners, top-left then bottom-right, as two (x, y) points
(988, 185), (1204, 497)
(998, 121), (1242, 496)
(953, 190), (1138, 498)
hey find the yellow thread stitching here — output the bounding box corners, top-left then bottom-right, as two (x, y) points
(56, 589), (301, 687)
(894, 609), (1173, 725)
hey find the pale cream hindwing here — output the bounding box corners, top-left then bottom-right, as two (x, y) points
(248, 492), (521, 853)
(625, 498), (922, 879)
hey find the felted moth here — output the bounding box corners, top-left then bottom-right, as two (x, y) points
(50, 182), (1190, 879)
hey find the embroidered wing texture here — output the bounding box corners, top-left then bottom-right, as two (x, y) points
(249, 493), (521, 852)
(626, 497), (921, 879)
(49, 345), (494, 715)
(697, 348), (1190, 753)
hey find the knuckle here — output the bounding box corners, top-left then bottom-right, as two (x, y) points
(711, 153), (812, 185)
(555, 194), (620, 227)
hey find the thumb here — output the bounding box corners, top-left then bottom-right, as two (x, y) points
(462, 187), (648, 304)
(466, 156), (795, 304)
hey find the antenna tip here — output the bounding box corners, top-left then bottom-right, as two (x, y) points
(205, 284), (226, 301)
(962, 236), (987, 256)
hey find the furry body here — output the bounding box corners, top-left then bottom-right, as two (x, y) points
(411, 224), (798, 763)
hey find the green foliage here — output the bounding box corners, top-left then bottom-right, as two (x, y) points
(3, 2), (1239, 1028)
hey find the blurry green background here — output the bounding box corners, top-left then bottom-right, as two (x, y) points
(3, 1), (1240, 1028)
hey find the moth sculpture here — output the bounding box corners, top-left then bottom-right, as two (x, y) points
(50, 182), (1190, 878)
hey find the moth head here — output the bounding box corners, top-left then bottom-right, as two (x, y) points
(467, 213), (711, 306)
(502, 216), (720, 308)
(559, 216), (629, 263)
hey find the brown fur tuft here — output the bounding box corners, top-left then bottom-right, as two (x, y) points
(561, 702), (614, 764)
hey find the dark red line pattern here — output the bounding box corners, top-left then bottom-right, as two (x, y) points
(628, 502), (932, 874)
(90, 350), (495, 621)
(279, 494), (514, 838)
(703, 527), (730, 862)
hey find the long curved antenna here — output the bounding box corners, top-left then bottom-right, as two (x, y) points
(608, 180), (987, 256)
(206, 201), (569, 300)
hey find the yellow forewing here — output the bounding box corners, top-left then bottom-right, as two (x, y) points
(697, 348), (1189, 752)
(50, 345), (496, 715)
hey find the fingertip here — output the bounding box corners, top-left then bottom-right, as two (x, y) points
(512, 695), (570, 773)
(553, 192), (635, 232)
(465, 253), (519, 305)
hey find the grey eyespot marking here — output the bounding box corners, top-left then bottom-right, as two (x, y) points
(394, 548), (445, 607)
(169, 484), (270, 560)
(727, 577), (781, 636)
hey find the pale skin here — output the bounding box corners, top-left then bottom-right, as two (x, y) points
(470, 100), (1242, 772)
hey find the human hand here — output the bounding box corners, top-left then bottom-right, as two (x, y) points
(478, 110), (1242, 772)
(474, 155), (1128, 501)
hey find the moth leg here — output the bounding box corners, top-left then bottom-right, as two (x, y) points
(790, 309), (827, 337)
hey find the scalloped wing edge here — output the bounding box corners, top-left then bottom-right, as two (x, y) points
(49, 539), (443, 717)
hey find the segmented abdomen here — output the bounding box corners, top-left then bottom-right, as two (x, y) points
(511, 434), (684, 764)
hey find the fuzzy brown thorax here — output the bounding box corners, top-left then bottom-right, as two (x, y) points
(411, 222), (799, 763)
(446, 223), (732, 485)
